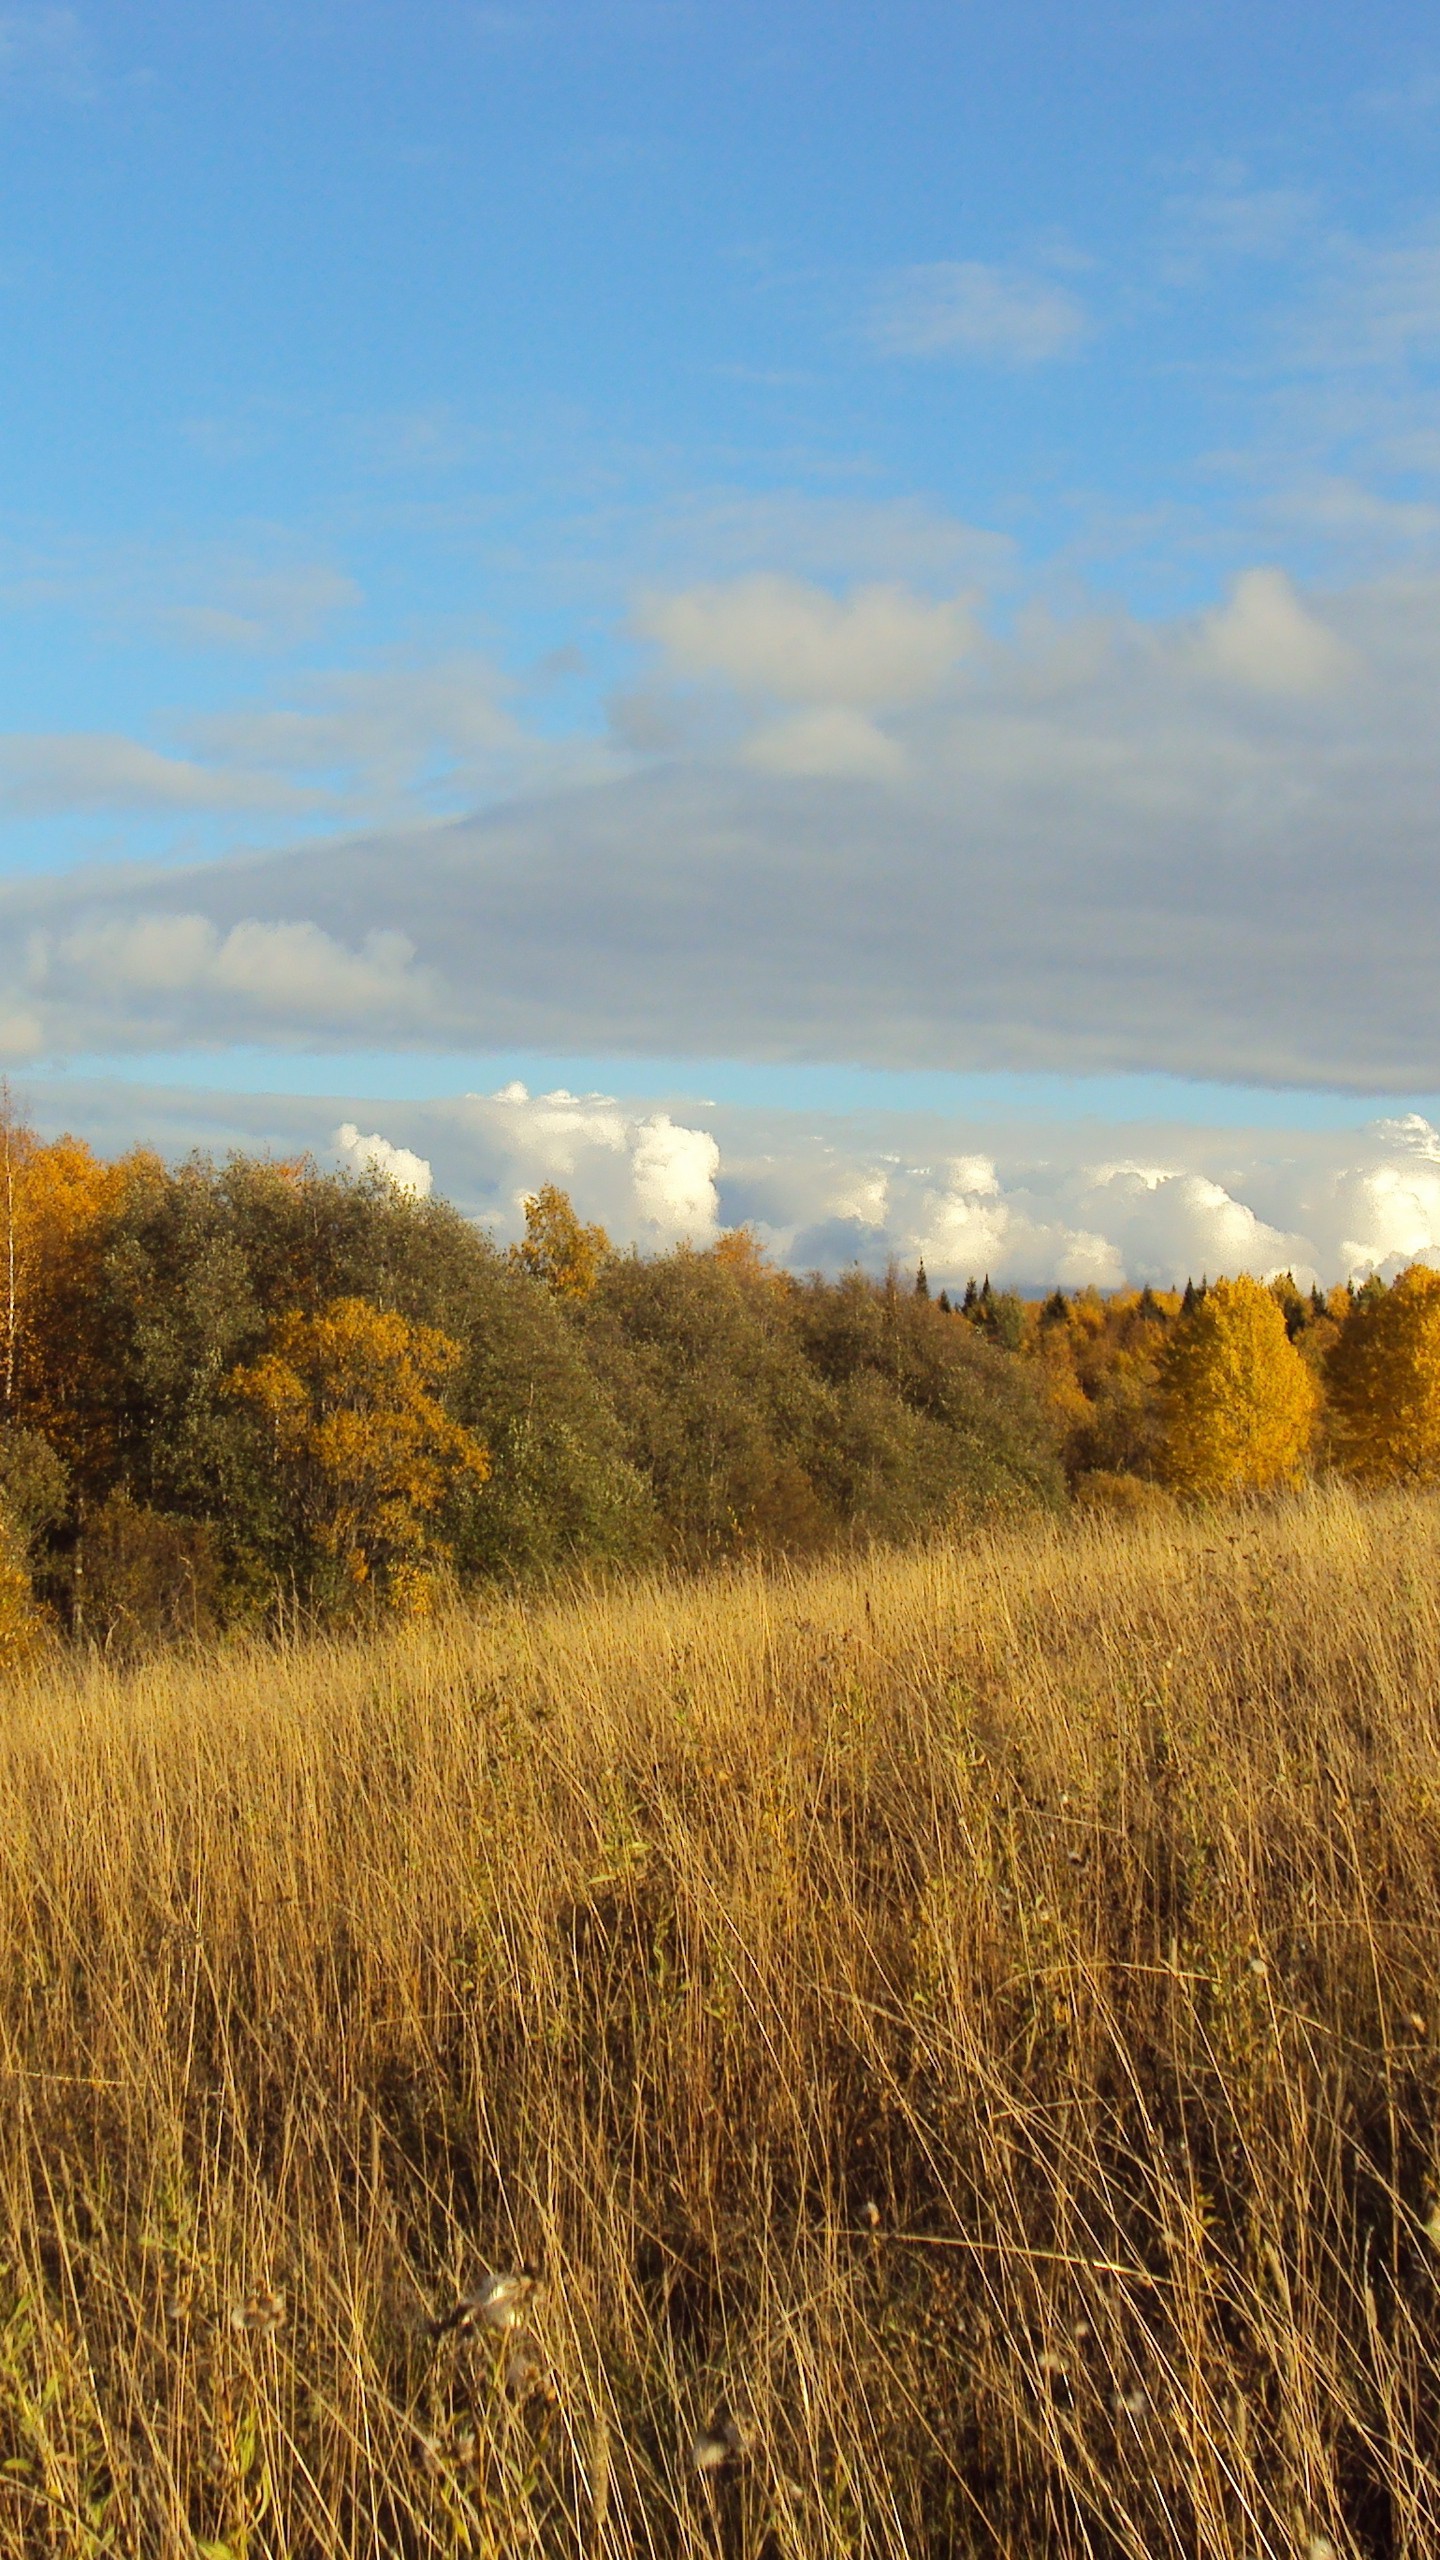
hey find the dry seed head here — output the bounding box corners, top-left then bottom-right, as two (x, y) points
(1306, 2538), (1338, 2560)
(229, 2288), (286, 2337)
(1113, 2385), (1147, 2418)
(436, 2264), (540, 2336)
(690, 2408), (744, 2475)
(860, 2199), (882, 2230)
(503, 2329), (553, 2402)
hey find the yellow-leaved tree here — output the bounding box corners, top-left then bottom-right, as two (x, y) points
(511, 1184), (612, 1302)
(1326, 1265), (1440, 1485)
(228, 1297), (490, 1610)
(1, 1098), (149, 1490)
(1159, 1273), (1318, 1497)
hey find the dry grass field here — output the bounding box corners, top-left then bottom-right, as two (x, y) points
(1, 1489), (1439, 2557)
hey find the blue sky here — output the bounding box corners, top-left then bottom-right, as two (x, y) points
(4, 2), (1440, 1284)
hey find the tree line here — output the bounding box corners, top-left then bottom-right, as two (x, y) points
(0, 1111), (1434, 1656)
(0, 1127), (1058, 1653)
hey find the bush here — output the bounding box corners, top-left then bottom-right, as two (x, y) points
(78, 1490), (219, 1653)
(581, 1248), (837, 1558)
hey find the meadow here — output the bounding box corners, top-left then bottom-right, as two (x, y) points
(1, 1487), (1439, 2557)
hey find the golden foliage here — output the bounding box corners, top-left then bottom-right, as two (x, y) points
(510, 1183), (612, 1301)
(228, 1295), (490, 1601)
(1327, 1262), (1440, 1485)
(1160, 1271), (1318, 1495)
(0, 1102), (155, 1485)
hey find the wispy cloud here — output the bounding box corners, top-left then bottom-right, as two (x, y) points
(871, 259), (1089, 364)
(0, 529), (361, 653)
(0, 5), (89, 100)
(0, 733), (310, 816)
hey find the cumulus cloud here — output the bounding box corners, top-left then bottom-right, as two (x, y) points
(1329, 1114), (1440, 1277)
(37, 1070), (1440, 1296)
(734, 1113), (1440, 1293)
(1190, 568), (1355, 694)
(25, 1071), (1440, 1294)
(334, 1122), (433, 1199)
(630, 1113), (721, 1243)
(439, 1086), (721, 1247)
(872, 260), (1089, 363)
(640, 574), (975, 706)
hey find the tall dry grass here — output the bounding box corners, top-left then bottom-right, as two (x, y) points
(0, 1489), (1438, 2555)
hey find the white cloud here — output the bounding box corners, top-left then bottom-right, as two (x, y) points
(630, 1112), (720, 1243)
(443, 1085), (722, 1248)
(640, 574), (975, 706)
(334, 1122), (433, 1199)
(1190, 567), (1355, 694)
(14, 915), (432, 1047)
(1330, 1114), (1440, 1277)
(26, 1076), (1440, 1295)
(872, 260), (1089, 364)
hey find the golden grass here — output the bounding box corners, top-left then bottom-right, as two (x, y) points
(1, 1489), (1439, 2555)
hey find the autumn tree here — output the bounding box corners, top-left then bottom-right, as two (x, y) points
(0, 1098), (149, 1491)
(228, 1297), (491, 1609)
(511, 1184), (613, 1302)
(1159, 1272), (1318, 1497)
(1326, 1264), (1440, 1485)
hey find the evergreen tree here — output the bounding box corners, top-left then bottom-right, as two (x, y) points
(914, 1260), (930, 1300)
